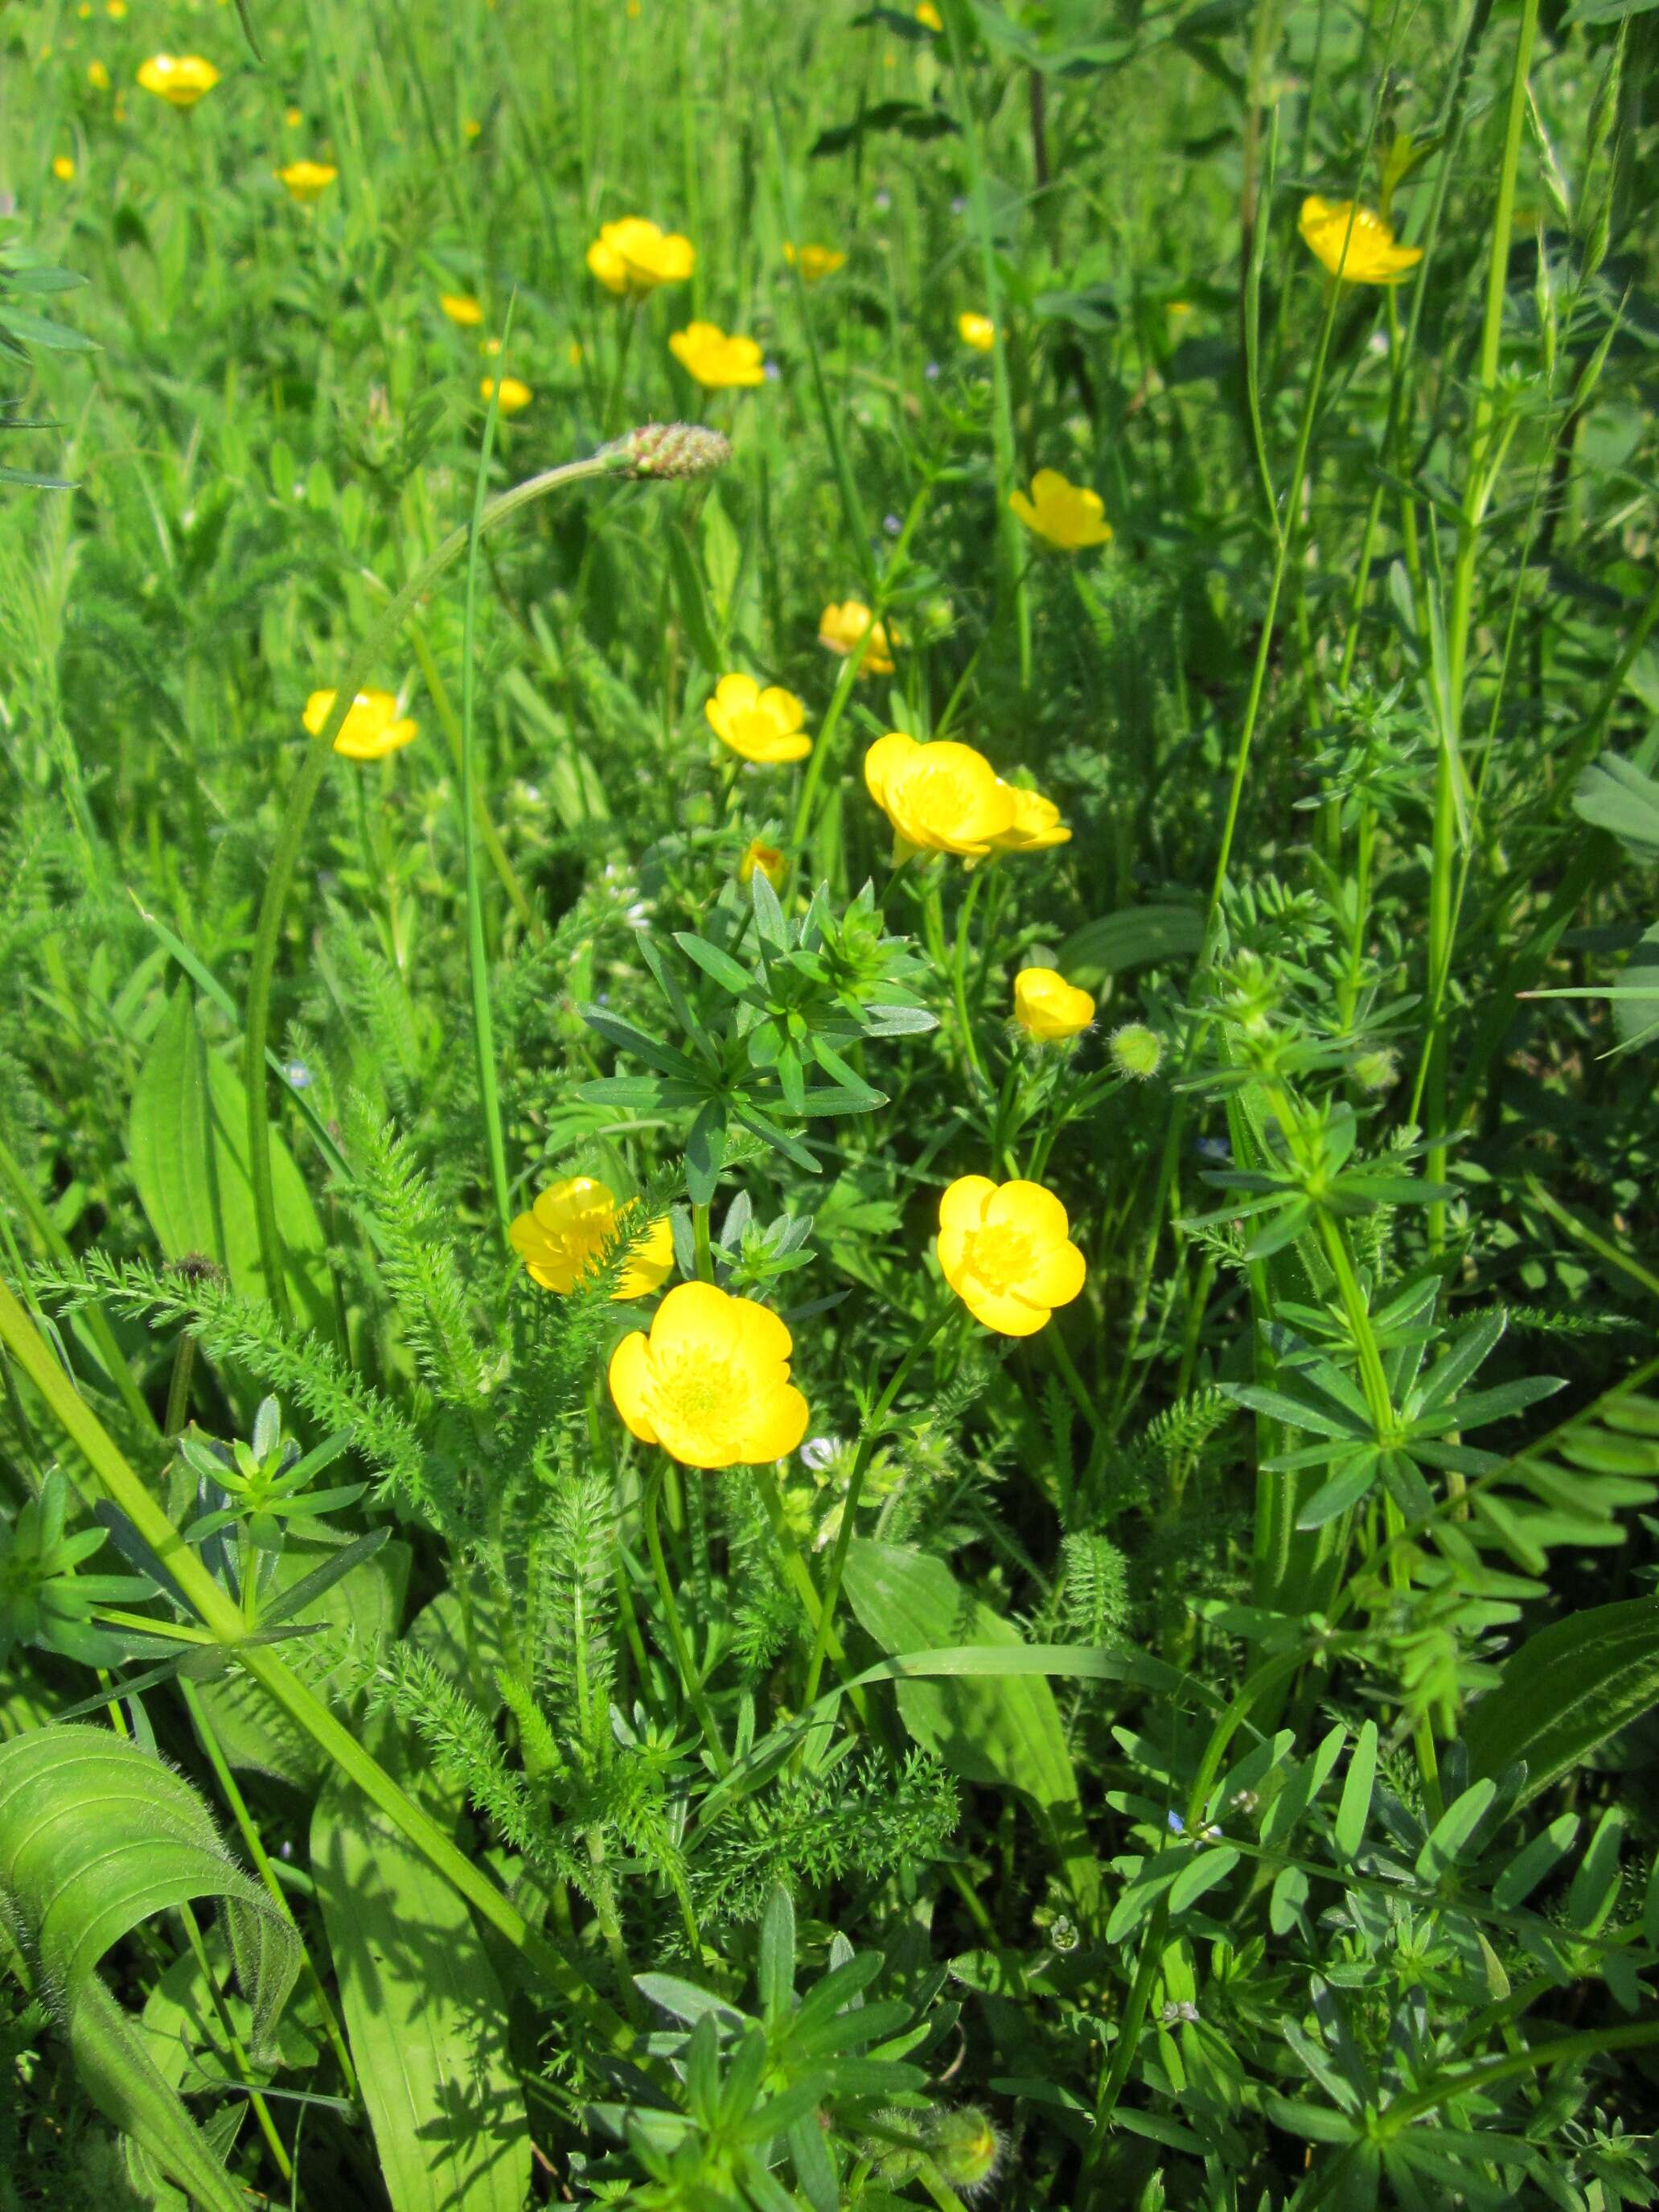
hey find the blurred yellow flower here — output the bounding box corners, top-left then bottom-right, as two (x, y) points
(481, 336), (503, 356)
(784, 241), (847, 283)
(1009, 468), (1111, 551)
(740, 838), (786, 890)
(87, 58), (110, 88)
(302, 689), (418, 762)
(670, 321), (766, 389)
(106, 0), (127, 16)
(706, 673), (811, 764)
(958, 310), (996, 352)
(277, 159), (337, 204)
(441, 292), (484, 327)
(937, 1175), (1086, 1337)
(481, 375), (532, 414)
(285, 105), (303, 127)
(916, 0), (943, 27)
(864, 732), (1017, 860)
(609, 1281), (809, 1469)
(509, 1178), (672, 1299)
(565, 338), (584, 367)
(1014, 967), (1095, 1042)
(462, 117), (481, 140)
(1298, 195), (1423, 285)
(586, 216), (695, 297)
(52, 155), (76, 183)
(137, 54), (221, 107)
(818, 599), (897, 675)
(989, 782), (1071, 853)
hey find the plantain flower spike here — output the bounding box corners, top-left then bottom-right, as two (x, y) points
(611, 421), (733, 480)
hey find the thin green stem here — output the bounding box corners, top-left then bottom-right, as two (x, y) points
(643, 1458), (731, 1774)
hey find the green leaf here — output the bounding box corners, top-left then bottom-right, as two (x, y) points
(1333, 1721), (1377, 1864)
(193, 1532), (408, 1786)
(841, 1540), (1100, 1916)
(1492, 1812), (1579, 1910)
(1464, 1595), (1659, 1806)
(127, 986), (334, 1333)
(311, 1747), (531, 2212)
(1574, 752), (1659, 861)
(1057, 903), (1203, 988)
(1167, 1846), (1238, 1915)
(0, 1725), (298, 2211)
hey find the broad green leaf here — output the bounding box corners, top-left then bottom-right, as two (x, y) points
(0, 1724), (298, 2211)
(842, 1540), (1100, 1915)
(1057, 903), (1203, 987)
(1464, 1595), (1659, 1805)
(311, 1747), (530, 2212)
(127, 986), (333, 1333)
(1333, 1721), (1378, 1863)
(1167, 1846), (1238, 1915)
(1574, 751), (1659, 861)
(1493, 1812), (1580, 1909)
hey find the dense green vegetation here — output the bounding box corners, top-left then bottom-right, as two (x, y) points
(3, 0), (1659, 2205)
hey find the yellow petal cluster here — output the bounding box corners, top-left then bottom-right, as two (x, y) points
(784, 241), (847, 283)
(1014, 967), (1095, 1042)
(609, 1281), (809, 1470)
(136, 54), (220, 107)
(441, 292), (484, 327)
(52, 156), (76, 183)
(864, 733), (1014, 858)
(818, 600), (898, 675)
(740, 838), (786, 889)
(302, 689), (419, 762)
(1009, 469), (1111, 552)
(936, 1176), (1086, 1337)
(705, 674), (812, 765)
(509, 1178), (673, 1299)
(864, 735), (1070, 861)
(916, 0), (944, 26)
(1297, 195), (1423, 286)
(958, 311), (996, 352)
(277, 160), (337, 204)
(669, 322), (766, 389)
(586, 216), (695, 297)
(481, 376), (532, 415)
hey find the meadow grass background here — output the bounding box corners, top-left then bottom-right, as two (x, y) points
(3, 0), (1659, 2206)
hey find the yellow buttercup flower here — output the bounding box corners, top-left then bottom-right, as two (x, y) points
(481, 376), (532, 415)
(937, 1176), (1086, 1337)
(1014, 967), (1095, 1042)
(958, 310), (996, 352)
(818, 600), (898, 675)
(302, 689), (419, 762)
(106, 0), (127, 16)
(586, 216), (695, 298)
(609, 1281), (810, 1470)
(988, 782), (1071, 853)
(285, 105), (303, 127)
(1009, 469), (1111, 552)
(509, 1178), (672, 1299)
(441, 293), (483, 327)
(87, 58), (110, 88)
(52, 156), (76, 183)
(277, 159), (337, 204)
(784, 241), (848, 283)
(864, 733), (1018, 860)
(136, 54), (221, 107)
(740, 838), (786, 890)
(1298, 195), (1423, 286)
(916, 1), (943, 29)
(705, 673), (811, 765)
(669, 321), (766, 389)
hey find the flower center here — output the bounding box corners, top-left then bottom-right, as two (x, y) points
(967, 1223), (1033, 1292)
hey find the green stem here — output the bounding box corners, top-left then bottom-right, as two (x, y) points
(462, 360), (514, 1236)
(406, 620), (536, 931)
(1424, 0), (1540, 1251)
(643, 1458), (730, 1774)
(241, 446), (627, 1312)
(0, 1270), (628, 2048)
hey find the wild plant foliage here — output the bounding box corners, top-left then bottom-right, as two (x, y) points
(2, 0), (1658, 2207)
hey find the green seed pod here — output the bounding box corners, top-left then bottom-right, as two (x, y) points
(1110, 1022), (1164, 1080)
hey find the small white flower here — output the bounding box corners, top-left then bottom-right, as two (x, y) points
(800, 1435), (843, 1472)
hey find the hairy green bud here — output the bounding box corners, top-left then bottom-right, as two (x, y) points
(1110, 1022), (1164, 1080)
(932, 2106), (1004, 2193)
(1349, 1046), (1399, 1092)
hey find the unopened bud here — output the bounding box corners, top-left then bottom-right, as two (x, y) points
(610, 421), (732, 479)
(1110, 1022), (1164, 1080)
(1349, 1046), (1398, 1092)
(932, 2107), (1003, 2193)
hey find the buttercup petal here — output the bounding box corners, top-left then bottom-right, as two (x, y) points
(939, 1175), (997, 1231)
(987, 1179), (1073, 1248)
(607, 1333), (659, 1443)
